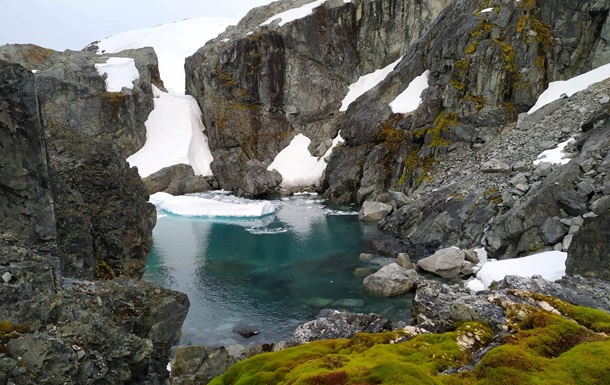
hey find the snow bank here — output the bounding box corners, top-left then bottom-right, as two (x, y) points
(468, 251), (567, 291)
(389, 70), (430, 114)
(261, 0), (327, 27)
(340, 56), (403, 112)
(533, 138), (574, 166)
(95, 57), (139, 92)
(480, 7), (494, 13)
(97, 17), (236, 94)
(267, 132), (344, 188)
(150, 192), (275, 218)
(528, 63), (610, 114)
(127, 86), (213, 178)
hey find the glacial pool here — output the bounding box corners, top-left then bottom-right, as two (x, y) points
(144, 192), (412, 350)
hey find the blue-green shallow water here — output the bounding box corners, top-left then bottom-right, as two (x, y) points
(144, 194), (412, 349)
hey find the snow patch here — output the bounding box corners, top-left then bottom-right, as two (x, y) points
(480, 7), (494, 13)
(340, 56), (403, 112)
(389, 70), (430, 114)
(468, 251), (567, 291)
(150, 192), (275, 218)
(268, 132), (343, 188)
(127, 86), (213, 178)
(528, 63), (610, 114)
(261, 0), (328, 27)
(96, 17), (236, 94)
(533, 138), (575, 166)
(95, 57), (139, 92)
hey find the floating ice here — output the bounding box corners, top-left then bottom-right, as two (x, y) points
(150, 192), (275, 218)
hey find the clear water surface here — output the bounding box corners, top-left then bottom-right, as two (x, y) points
(144, 192), (412, 350)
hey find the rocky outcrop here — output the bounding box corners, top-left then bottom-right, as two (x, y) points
(0, 44), (162, 157)
(169, 346), (238, 385)
(362, 263), (419, 297)
(143, 164), (214, 195)
(185, 0), (452, 194)
(287, 309), (391, 347)
(0, 246), (188, 385)
(0, 60), (56, 253)
(566, 212), (610, 280)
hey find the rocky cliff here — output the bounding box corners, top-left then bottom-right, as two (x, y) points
(0, 56), (185, 384)
(185, 0), (452, 195)
(0, 45), (160, 279)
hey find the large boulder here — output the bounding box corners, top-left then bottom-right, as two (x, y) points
(566, 211), (610, 280)
(417, 247), (466, 279)
(363, 263), (420, 297)
(143, 163), (212, 195)
(287, 309), (391, 347)
(169, 346), (238, 385)
(358, 201), (393, 222)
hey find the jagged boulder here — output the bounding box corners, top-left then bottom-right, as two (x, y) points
(363, 263), (420, 297)
(417, 247), (466, 279)
(566, 211), (610, 280)
(143, 164), (212, 195)
(287, 309), (391, 347)
(185, 0), (452, 194)
(358, 200), (393, 222)
(170, 346), (238, 385)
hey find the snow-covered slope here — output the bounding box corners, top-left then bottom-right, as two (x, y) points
(97, 17), (236, 94)
(97, 17), (235, 178)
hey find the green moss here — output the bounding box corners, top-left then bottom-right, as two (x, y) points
(95, 258), (116, 280)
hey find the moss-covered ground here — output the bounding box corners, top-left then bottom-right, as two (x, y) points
(209, 293), (610, 385)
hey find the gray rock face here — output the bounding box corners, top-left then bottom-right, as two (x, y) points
(0, 246), (189, 385)
(417, 247), (466, 278)
(0, 60), (56, 252)
(370, 234), (408, 258)
(143, 164), (212, 195)
(170, 346), (238, 385)
(185, 0), (452, 194)
(358, 201), (393, 222)
(566, 212), (610, 280)
(363, 263), (420, 297)
(0, 44), (161, 157)
(539, 217), (568, 245)
(287, 309), (392, 347)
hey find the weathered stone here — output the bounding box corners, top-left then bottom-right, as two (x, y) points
(557, 191), (589, 216)
(363, 263), (420, 297)
(239, 160), (282, 198)
(396, 253), (414, 269)
(370, 234), (407, 258)
(170, 346), (238, 385)
(358, 201), (393, 222)
(143, 163), (210, 195)
(539, 217), (568, 245)
(590, 195), (610, 214)
(417, 247), (465, 279)
(566, 213), (610, 280)
(464, 249), (480, 264)
(481, 159), (512, 173)
(287, 309), (391, 347)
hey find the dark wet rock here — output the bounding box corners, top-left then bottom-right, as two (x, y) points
(370, 234), (407, 258)
(417, 247), (466, 279)
(557, 191), (589, 216)
(363, 263), (420, 297)
(287, 309), (392, 347)
(539, 217), (568, 245)
(169, 346), (238, 385)
(234, 327), (260, 339)
(143, 164), (211, 195)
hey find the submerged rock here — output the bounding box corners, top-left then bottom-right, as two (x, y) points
(363, 263), (420, 297)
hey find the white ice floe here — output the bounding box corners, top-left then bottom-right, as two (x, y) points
(150, 192), (275, 218)
(268, 132), (344, 188)
(528, 62), (610, 114)
(95, 57), (139, 92)
(127, 86), (213, 177)
(467, 250), (567, 291)
(96, 17), (236, 94)
(261, 0), (327, 27)
(389, 70), (430, 114)
(340, 56), (403, 112)
(533, 138), (575, 166)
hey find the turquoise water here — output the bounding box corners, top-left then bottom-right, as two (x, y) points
(144, 193), (412, 349)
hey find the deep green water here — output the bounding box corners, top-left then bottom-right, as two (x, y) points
(144, 193), (412, 350)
